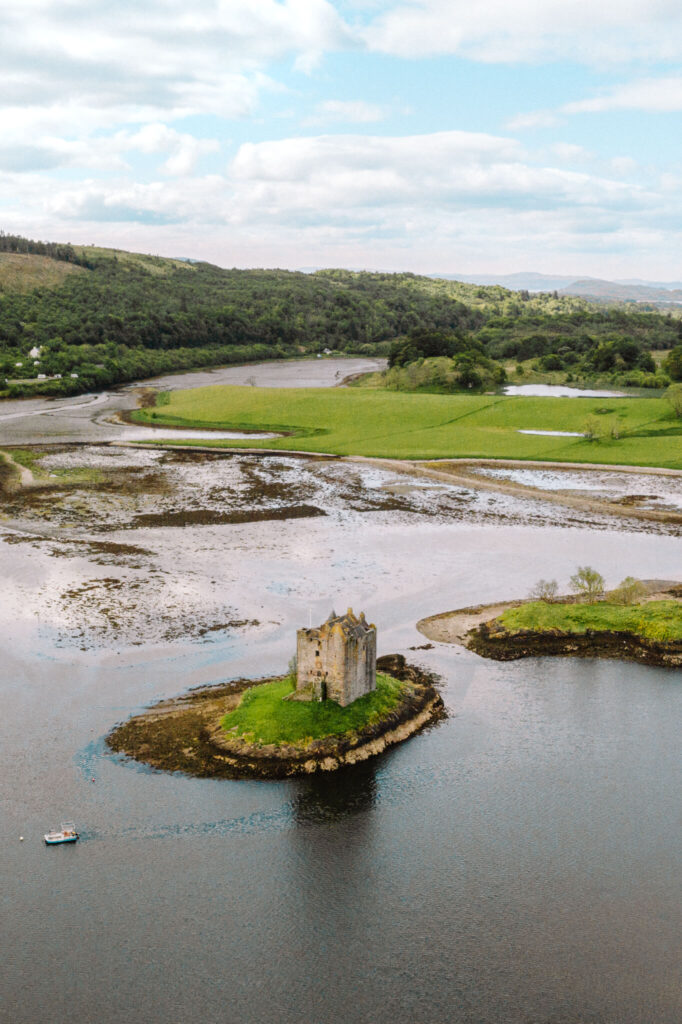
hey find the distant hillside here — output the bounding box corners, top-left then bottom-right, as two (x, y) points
(561, 278), (682, 305)
(438, 271), (581, 292)
(438, 269), (682, 307)
(0, 233), (679, 397)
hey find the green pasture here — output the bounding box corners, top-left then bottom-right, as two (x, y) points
(498, 600), (682, 642)
(220, 673), (407, 747)
(131, 385), (682, 467)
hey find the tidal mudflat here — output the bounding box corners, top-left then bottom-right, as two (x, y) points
(3, 444), (680, 652)
(1, 360), (681, 1024)
(473, 463), (682, 512)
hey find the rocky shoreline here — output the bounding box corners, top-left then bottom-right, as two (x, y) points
(467, 623), (682, 667)
(106, 655), (445, 779)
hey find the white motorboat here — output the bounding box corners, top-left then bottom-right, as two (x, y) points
(44, 822), (79, 845)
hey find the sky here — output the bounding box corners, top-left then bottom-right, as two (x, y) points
(1, 0), (682, 278)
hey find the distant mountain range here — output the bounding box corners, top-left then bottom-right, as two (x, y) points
(437, 271), (682, 305)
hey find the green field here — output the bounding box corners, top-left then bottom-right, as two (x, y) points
(498, 600), (682, 642)
(131, 386), (682, 467)
(220, 673), (407, 747)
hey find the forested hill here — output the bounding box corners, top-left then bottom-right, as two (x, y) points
(0, 232), (680, 397)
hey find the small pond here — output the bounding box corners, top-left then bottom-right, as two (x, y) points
(517, 429), (584, 437)
(503, 384), (628, 398)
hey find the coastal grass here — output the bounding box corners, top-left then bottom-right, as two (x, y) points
(220, 672), (407, 747)
(4, 447), (104, 486)
(130, 386), (682, 468)
(5, 448), (47, 472)
(498, 600), (682, 642)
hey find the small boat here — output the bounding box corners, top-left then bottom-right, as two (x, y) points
(44, 822), (79, 845)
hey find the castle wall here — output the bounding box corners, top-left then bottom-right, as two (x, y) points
(296, 614), (377, 707)
(296, 629), (326, 699)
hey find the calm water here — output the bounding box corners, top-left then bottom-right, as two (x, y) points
(1, 516), (680, 1024)
(503, 384), (628, 398)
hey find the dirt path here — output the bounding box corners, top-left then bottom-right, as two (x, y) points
(0, 450), (34, 493)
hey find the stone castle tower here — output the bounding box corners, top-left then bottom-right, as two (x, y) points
(295, 608), (377, 707)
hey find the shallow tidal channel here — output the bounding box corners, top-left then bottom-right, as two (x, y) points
(1, 428), (681, 1022)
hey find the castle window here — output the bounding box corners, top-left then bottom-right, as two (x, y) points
(315, 650), (320, 657)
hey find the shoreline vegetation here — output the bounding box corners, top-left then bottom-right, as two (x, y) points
(418, 580), (682, 667)
(106, 655), (444, 779)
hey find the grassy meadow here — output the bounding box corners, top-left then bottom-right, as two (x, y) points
(0, 251), (84, 293)
(498, 600), (682, 642)
(220, 673), (407, 747)
(132, 385), (682, 467)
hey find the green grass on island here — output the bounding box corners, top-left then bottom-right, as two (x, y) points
(131, 386), (682, 468)
(220, 673), (407, 747)
(497, 601), (682, 642)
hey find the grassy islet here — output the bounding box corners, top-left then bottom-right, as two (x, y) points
(220, 672), (407, 747)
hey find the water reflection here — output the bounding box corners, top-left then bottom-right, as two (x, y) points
(291, 760), (378, 825)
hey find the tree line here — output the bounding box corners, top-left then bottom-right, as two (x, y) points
(1, 233), (680, 397)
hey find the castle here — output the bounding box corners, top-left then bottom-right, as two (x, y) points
(295, 608), (377, 707)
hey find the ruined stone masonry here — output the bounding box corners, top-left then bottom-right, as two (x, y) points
(295, 608), (377, 707)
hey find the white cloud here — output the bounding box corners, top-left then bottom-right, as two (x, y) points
(611, 156), (639, 176)
(506, 111), (558, 131)
(316, 100), (385, 122)
(126, 124), (220, 176)
(228, 132), (642, 220)
(508, 74), (682, 143)
(0, 1), (351, 133)
(5, 149), (681, 279)
(5, 129), (663, 246)
(2, 4), (682, 278)
(550, 143), (591, 163)
(563, 76), (682, 113)
(361, 0), (682, 63)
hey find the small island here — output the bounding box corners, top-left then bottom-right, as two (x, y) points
(418, 575), (682, 667)
(107, 610), (444, 779)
